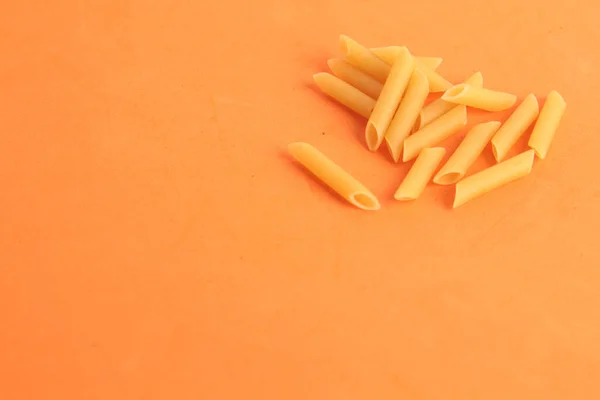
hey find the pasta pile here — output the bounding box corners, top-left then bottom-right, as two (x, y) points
(289, 35), (566, 211)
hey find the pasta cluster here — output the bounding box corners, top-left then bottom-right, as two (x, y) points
(289, 35), (566, 210)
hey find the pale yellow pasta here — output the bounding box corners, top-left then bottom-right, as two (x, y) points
(415, 72), (483, 131)
(422, 67), (452, 92)
(370, 46), (443, 70)
(395, 147), (446, 200)
(434, 121), (501, 185)
(442, 84), (517, 111)
(327, 58), (383, 99)
(402, 105), (467, 162)
(288, 142), (380, 211)
(384, 69), (430, 162)
(340, 35), (390, 83)
(453, 150), (535, 208)
(491, 94), (539, 162)
(365, 47), (415, 151)
(528, 91), (566, 159)
(313, 73), (375, 118)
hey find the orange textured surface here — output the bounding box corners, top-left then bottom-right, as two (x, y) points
(1, 1), (599, 399)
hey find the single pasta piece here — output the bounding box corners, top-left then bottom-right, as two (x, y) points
(340, 35), (390, 83)
(415, 72), (483, 131)
(384, 69), (430, 162)
(288, 142), (380, 211)
(491, 94), (539, 162)
(528, 91), (566, 159)
(313, 73), (376, 118)
(403, 105), (467, 162)
(394, 147), (446, 200)
(434, 121), (501, 185)
(442, 84), (517, 111)
(421, 67), (453, 92)
(453, 150), (535, 208)
(370, 46), (443, 70)
(327, 58), (383, 99)
(365, 47), (415, 151)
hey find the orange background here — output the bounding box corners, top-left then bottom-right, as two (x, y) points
(1, 1), (599, 399)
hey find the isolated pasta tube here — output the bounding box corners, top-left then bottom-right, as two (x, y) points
(491, 94), (539, 161)
(395, 147), (446, 200)
(403, 105), (467, 162)
(327, 59), (383, 99)
(415, 72), (483, 131)
(313, 73), (375, 118)
(370, 46), (443, 70)
(384, 69), (430, 162)
(442, 84), (517, 111)
(528, 91), (566, 159)
(366, 47), (415, 151)
(434, 121), (500, 185)
(340, 35), (390, 83)
(453, 150), (535, 208)
(288, 142), (380, 211)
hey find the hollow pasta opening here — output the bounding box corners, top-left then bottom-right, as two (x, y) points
(350, 193), (380, 210)
(443, 84), (468, 99)
(365, 123), (379, 151)
(435, 172), (462, 185)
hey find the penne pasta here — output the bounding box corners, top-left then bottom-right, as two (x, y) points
(395, 147), (446, 200)
(453, 150), (535, 208)
(384, 69), (430, 162)
(340, 35), (390, 83)
(370, 46), (443, 70)
(434, 121), (501, 185)
(491, 94), (539, 162)
(415, 72), (483, 131)
(327, 58), (383, 99)
(442, 84), (517, 111)
(421, 67), (453, 93)
(288, 142), (380, 211)
(528, 91), (566, 159)
(365, 47), (415, 151)
(313, 73), (376, 118)
(402, 105), (467, 162)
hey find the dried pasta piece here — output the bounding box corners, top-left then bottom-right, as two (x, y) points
(453, 150), (535, 208)
(403, 105), (467, 162)
(491, 94), (539, 161)
(416, 72), (483, 131)
(340, 35), (390, 83)
(528, 91), (566, 159)
(288, 142), (380, 211)
(365, 47), (415, 151)
(327, 58), (383, 99)
(395, 147), (446, 200)
(442, 84), (517, 111)
(313, 73), (375, 118)
(384, 69), (430, 162)
(370, 46), (443, 70)
(434, 121), (501, 185)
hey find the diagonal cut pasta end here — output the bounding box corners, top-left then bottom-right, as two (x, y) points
(349, 192), (381, 210)
(365, 122), (381, 151)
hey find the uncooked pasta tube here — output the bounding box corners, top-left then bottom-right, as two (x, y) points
(403, 105), (467, 162)
(313, 73), (376, 118)
(434, 121), (500, 185)
(327, 58), (383, 99)
(453, 150), (535, 208)
(528, 91), (566, 159)
(491, 94), (539, 161)
(394, 147), (446, 200)
(442, 84), (517, 111)
(288, 142), (380, 211)
(340, 35), (390, 83)
(365, 47), (415, 151)
(416, 72), (483, 131)
(370, 46), (443, 70)
(384, 69), (430, 162)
